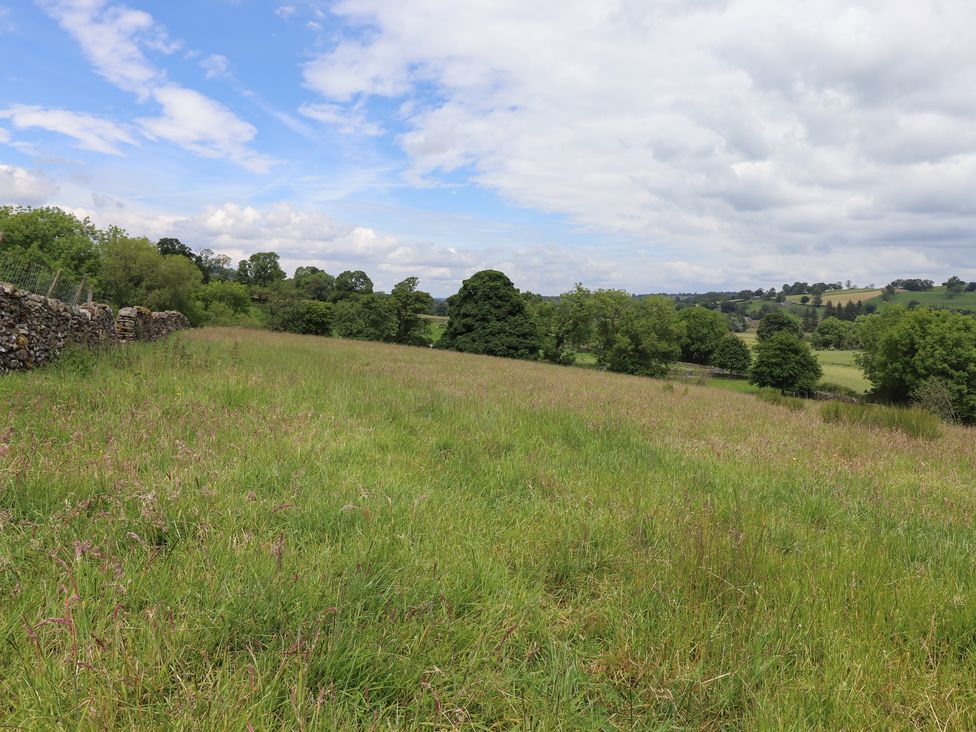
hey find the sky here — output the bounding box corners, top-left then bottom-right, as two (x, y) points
(1, 0), (975, 296)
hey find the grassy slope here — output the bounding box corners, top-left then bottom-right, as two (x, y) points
(867, 286), (976, 312)
(3, 329), (976, 728)
(786, 288), (881, 306)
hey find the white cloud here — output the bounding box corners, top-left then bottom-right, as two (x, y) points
(0, 105), (137, 155)
(41, 0), (271, 172)
(298, 102), (383, 136)
(0, 6), (13, 33)
(0, 164), (59, 204)
(302, 0), (976, 287)
(275, 6), (296, 20)
(39, 0), (170, 97)
(199, 53), (229, 79)
(138, 86), (275, 173)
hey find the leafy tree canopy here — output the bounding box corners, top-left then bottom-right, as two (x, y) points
(678, 306), (728, 364)
(713, 334), (752, 375)
(750, 331), (822, 394)
(856, 306), (976, 423)
(390, 276), (434, 346)
(439, 270), (541, 360)
(0, 205), (102, 280)
(757, 310), (803, 341)
(238, 252), (285, 287)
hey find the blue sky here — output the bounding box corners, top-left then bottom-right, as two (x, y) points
(2, 1), (976, 295)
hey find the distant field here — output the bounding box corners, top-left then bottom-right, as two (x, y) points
(868, 286), (976, 312)
(787, 288), (881, 306)
(2, 328), (976, 727)
(421, 314), (448, 342)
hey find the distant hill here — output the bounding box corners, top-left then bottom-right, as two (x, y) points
(865, 286), (976, 313)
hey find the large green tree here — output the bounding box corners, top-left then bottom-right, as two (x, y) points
(390, 276), (434, 346)
(713, 334), (752, 375)
(294, 267), (336, 301)
(589, 290), (683, 377)
(0, 205), (102, 281)
(237, 252), (286, 287)
(757, 310), (803, 341)
(811, 317), (856, 350)
(99, 234), (203, 321)
(333, 270), (374, 300)
(678, 306), (728, 364)
(333, 293), (396, 341)
(750, 331), (822, 394)
(856, 306), (976, 422)
(438, 270), (541, 359)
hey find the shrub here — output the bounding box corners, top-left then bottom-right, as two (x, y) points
(756, 388), (805, 412)
(819, 401), (941, 440)
(911, 377), (958, 423)
(268, 299), (334, 336)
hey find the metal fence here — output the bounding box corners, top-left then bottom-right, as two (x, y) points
(0, 252), (93, 306)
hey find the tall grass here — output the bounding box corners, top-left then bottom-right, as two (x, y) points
(755, 387), (806, 411)
(0, 328), (974, 727)
(820, 400), (942, 440)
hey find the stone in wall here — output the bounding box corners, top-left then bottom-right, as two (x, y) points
(1, 281), (189, 373)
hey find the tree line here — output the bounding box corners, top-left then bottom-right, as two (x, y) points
(3, 205), (975, 423)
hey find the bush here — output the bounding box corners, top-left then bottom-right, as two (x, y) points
(267, 299), (334, 336)
(819, 402), (941, 440)
(911, 378), (958, 423)
(756, 388), (805, 412)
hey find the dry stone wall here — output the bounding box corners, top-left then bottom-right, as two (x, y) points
(1, 281), (189, 373)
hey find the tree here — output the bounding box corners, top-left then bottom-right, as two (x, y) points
(801, 307), (818, 333)
(677, 306), (728, 364)
(944, 276), (966, 297)
(713, 334), (752, 375)
(811, 316), (855, 350)
(0, 205), (102, 281)
(390, 276), (434, 346)
(800, 295), (810, 304)
(99, 234), (202, 322)
(757, 310), (802, 341)
(333, 293), (396, 341)
(156, 238), (194, 259)
(294, 267), (336, 301)
(333, 270), (373, 300)
(438, 270), (541, 359)
(268, 299), (334, 336)
(197, 249), (233, 283)
(200, 280), (251, 314)
(750, 332), (822, 394)
(589, 291), (683, 376)
(812, 292), (823, 307)
(856, 306), (976, 423)
(238, 252), (285, 287)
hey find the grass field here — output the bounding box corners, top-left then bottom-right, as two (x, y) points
(866, 286), (976, 312)
(786, 288), (881, 306)
(420, 314), (448, 343)
(3, 328), (976, 727)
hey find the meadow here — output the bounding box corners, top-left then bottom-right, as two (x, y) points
(867, 286), (976, 312)
(786, 288), (882, 306)
(2, 328), (975, 728)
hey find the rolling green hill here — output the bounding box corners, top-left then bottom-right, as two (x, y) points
(1, 329), (975, 727)
(866, 286), (976, 312)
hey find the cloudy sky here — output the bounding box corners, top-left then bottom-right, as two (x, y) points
(1, 0), (975, 295)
